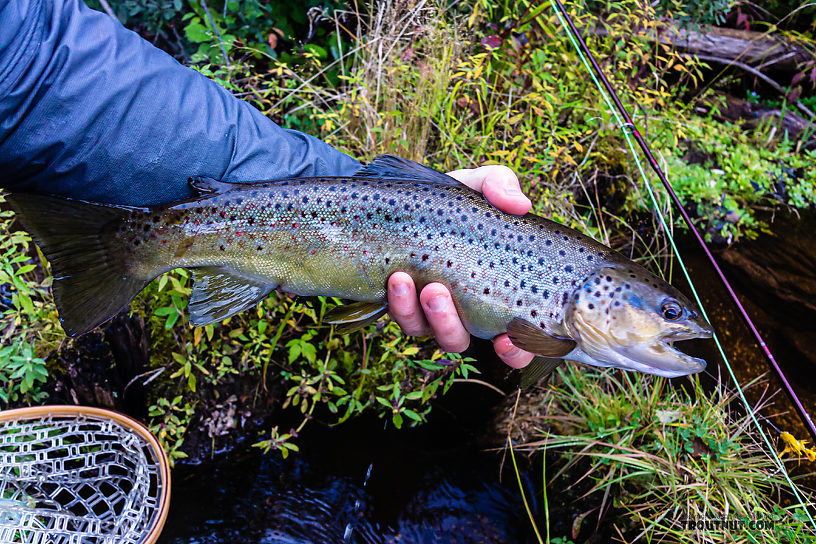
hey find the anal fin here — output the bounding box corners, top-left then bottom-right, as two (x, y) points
(189, 267), (275, 326)
(324, 300), (388, 334)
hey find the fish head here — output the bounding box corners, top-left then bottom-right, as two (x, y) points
(564, 265), (713, 377)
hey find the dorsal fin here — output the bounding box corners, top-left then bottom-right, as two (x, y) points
(354, 155), (460, 186)
(188, 177), (238, 195)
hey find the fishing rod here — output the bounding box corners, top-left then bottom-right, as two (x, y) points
(550, 0), (816, 442)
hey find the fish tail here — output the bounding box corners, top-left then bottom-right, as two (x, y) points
(6, 193), (153, 337)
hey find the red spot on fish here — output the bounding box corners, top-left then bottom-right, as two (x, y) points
(293, 222), (299, 228)
(235, 231), (242, 237)
(220, 211), (226, 218)
(162, 240), (167, 244)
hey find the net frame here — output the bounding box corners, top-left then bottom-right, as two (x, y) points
(0, 405), (170, 544)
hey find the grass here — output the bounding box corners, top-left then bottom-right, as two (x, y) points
(504, 364), (816, 542)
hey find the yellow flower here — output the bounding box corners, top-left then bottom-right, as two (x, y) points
(779, 431), (814, 464)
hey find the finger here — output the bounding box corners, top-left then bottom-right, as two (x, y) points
(446, 165), (532, 216)
(419, 283), (471, 353)
(493, 334), (535, 369)
(388, 272), (430, 336)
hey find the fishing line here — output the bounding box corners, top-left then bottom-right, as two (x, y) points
(549, 0), (816, 527)
(548, 0), (816, 444)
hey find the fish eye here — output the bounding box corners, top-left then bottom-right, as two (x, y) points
(661, 300), (683, 321)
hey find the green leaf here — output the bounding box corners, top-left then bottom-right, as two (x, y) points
(185, 19), (211, 43)
(303, 44), (328, 59)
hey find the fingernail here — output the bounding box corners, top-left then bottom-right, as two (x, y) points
(503, 184), (523, 196)
(504, 346), (520, 358)
(391, 281), (410, 297)
(426, 295), (448, 313)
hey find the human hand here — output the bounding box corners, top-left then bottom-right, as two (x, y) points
(387, 165), (535, 369)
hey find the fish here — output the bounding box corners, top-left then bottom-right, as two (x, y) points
(6, 155), (713, 379)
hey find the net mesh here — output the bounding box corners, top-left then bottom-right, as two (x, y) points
(0, 412), (165, 544)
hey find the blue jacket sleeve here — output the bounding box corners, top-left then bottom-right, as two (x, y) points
(0, 0), (361, 206)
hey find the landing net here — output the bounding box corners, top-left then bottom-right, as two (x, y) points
(0, 406), (170, 544)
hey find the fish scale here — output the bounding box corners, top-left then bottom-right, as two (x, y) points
(122, 176), (616, 341)
(7, 155), (713, 379)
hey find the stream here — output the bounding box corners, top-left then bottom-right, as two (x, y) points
(157, 383), (547, 544)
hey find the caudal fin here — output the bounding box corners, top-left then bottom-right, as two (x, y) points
(6, 193), (152, 337)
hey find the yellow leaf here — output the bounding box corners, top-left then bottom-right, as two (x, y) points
(507, 112), (525, 124)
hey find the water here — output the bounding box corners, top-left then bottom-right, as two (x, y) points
(158, 383), (545, 544)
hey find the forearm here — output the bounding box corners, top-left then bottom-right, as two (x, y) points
(0, 0), (360, 206)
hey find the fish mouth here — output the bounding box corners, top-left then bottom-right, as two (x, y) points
(570, 309), (714, 378)
(618, 327), (713, 378)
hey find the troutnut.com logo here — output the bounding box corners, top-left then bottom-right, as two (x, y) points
(681, 518), (776, 531)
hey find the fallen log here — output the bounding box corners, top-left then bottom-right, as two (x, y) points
(591, 22), (814, 73)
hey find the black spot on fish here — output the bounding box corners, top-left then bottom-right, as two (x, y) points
(219, 244), (225, 251)
(558, 250), (566, 256)
(484, 288), (490, 295)
(564, 265), (573, 272)
(543, 290), (550, 299)
(516, 300), (523, 306)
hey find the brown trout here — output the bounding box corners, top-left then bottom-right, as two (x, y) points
(8, 155), (713, 378)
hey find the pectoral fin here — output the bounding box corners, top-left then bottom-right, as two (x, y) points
(506, 318), (576, 356)
(189, 267), (275, 326)
(520, 356), (564, 389)
(324, 300), (388, 333)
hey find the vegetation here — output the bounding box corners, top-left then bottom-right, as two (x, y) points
(510, 366), (814, 542)
(1, 0), (815, 539)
